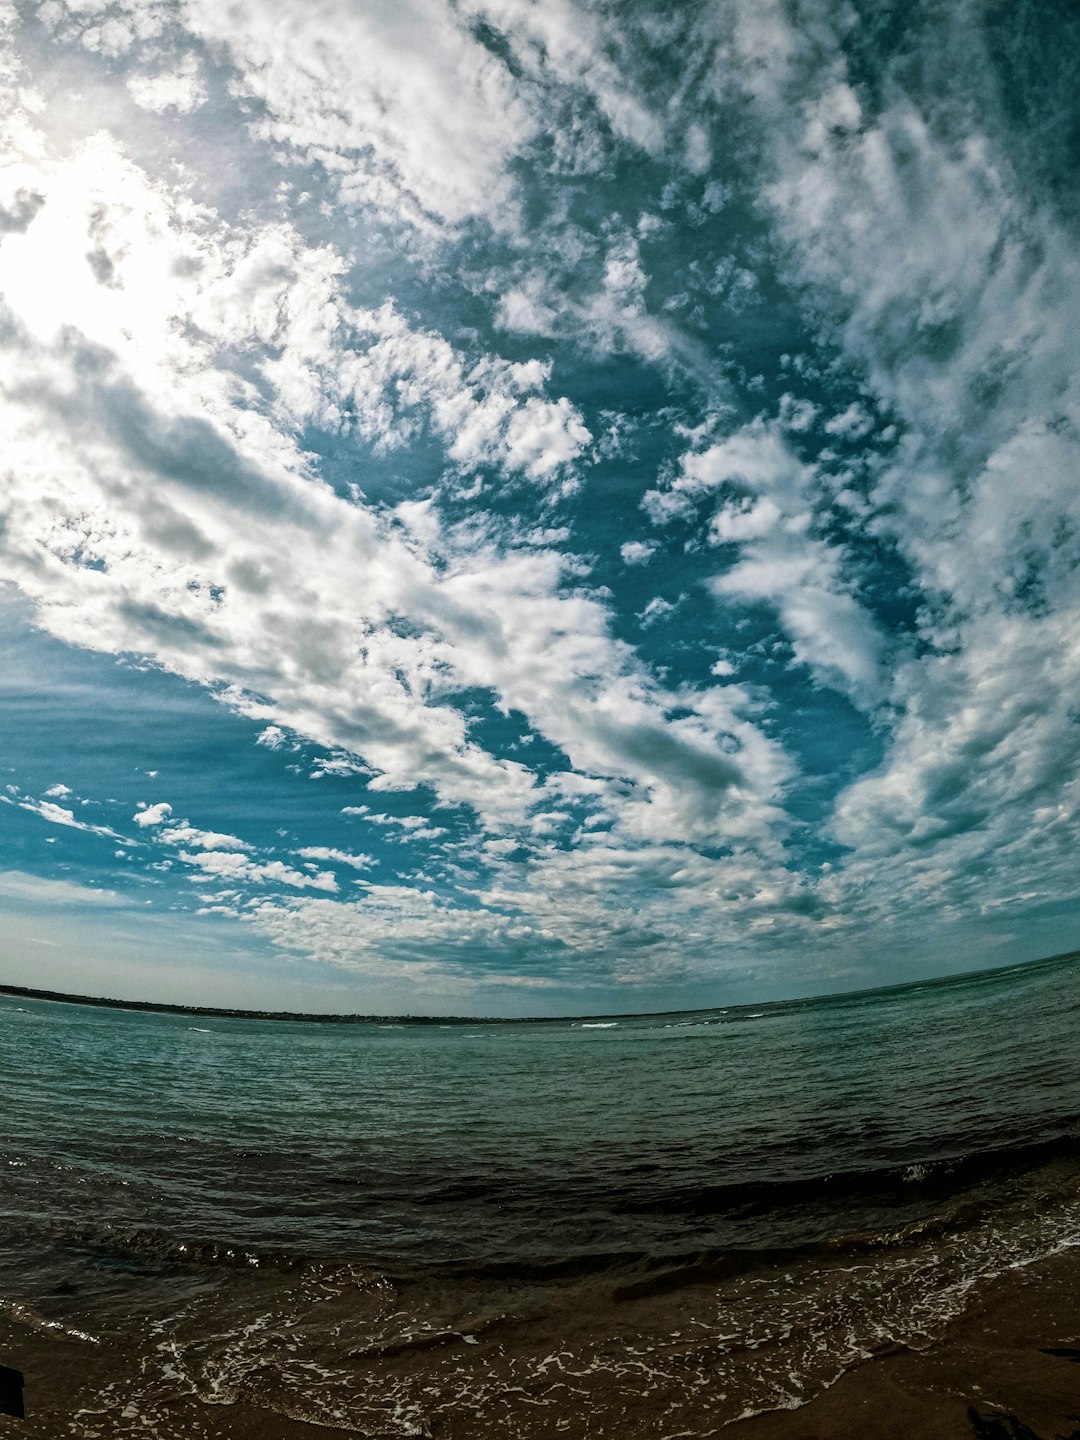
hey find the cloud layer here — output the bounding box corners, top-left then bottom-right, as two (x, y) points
(0, 0), (1077, 1010)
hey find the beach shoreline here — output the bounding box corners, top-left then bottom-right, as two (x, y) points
(733, 1244), (1080, 1439)
(1, 1240), (1078, 1438)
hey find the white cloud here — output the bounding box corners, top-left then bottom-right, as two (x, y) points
(710, 497), (782, 543)
(711, 536), (886, 710)
(178, 849), (338, 892)
(620, 540), (656, 565)
(823, 403), (873, 440)
(134, 802), (172, 827)
(227, 820), (847, 998)
(0, 870), (131, 907)
(0, 125), (788, 862)
(9, 0), (1073, 999)
(205, 0), (539, 226)
(350, 813), (448, 843)
(245, 883), (549, 987)
(712, 0), (1080, 926)
(275, 300), (593, 489)
(296, 846), (375, 872)
(309, 756), (368, 781)
(0, 16), (834, 1001)
(158, 825), (252, 852)
(11, 795), (132, 844)
(126, 53), (205, 114)
(639, 595), (678, 627)
(495, 237), (707, 378)
(647, 417), (887, 709)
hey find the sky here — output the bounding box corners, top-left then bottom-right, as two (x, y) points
(0, 0), (1078, 1015)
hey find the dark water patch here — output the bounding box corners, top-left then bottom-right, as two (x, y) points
(968, 1409), (1051, 1440)
(611, 1129), (1080, 1217)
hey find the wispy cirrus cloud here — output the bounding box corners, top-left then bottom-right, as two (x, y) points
(0, 870), (132, 908)
(4, 793), (133, 846)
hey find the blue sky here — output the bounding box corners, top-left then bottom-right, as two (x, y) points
(0, 0), (1078, 1015)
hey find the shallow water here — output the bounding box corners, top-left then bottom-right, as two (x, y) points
(2, 951), (1080, 1435)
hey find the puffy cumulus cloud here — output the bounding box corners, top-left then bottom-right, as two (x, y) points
(470, 836), (835, 991)
(296, 846), (375, 872)
(26, 1), (727, 412)
(829, 612), (1080, 932)
(35, 0), (166, 57)
(762, 94), (1080, 567)
(426, 552), (793, 853)
(158, 825), (251, 852)
(230, 826), (852, 1003)
(135, 807), (339, 894)
(269, 299), (592, 489)
(712, 540), (885, 713)
(471, 0), (666, 158)
(237, 832), (834, 1000)
(345, 811), (447, 843)
(0, 138), (542, 825)
(126, 51), (205, 113)
(179, 0), (692, 232)
(184, 0), (539, 231)
(620, 540), (656, 566)
(133, 802), (172, 827)
(179, 850), (338, 892)
(493, 227), (714, 381)
(638, 595), (678, 627)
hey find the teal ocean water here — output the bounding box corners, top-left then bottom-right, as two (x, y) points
(2, 951), (1080, 1436)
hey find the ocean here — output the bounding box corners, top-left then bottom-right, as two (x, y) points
(2, 951), (1080, 1437)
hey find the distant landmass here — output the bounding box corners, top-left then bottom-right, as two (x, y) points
(0, 982), (533, 1026)
(2, 950), (1076, 1028)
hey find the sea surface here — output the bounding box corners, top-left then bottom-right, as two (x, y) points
(2, 951), (1080, 1437)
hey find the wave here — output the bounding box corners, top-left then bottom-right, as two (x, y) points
(603, 1127), (1080, 1217)
(4, 1127), (1078, 1306)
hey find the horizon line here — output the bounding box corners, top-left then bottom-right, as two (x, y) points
(1, 947), (1076, 1027)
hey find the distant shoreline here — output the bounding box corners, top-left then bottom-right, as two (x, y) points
(0, 982), (534, 1026)
(1, 948), (1076, 1027)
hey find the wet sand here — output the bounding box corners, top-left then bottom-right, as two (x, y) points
(1, 1243), (1078, 1438)
(735, 1245), (1080, 1440)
